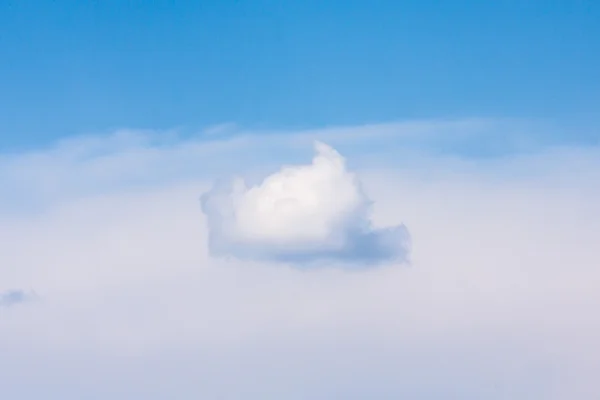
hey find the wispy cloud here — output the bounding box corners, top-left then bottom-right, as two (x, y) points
(0, 290), (33, 307)
(2, 118), (586, 214)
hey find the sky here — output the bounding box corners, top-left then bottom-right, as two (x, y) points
(1, 1), (600, 150)
(1, 2), (600, 399)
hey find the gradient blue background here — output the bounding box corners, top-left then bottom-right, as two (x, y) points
(1, 0), (599, 150)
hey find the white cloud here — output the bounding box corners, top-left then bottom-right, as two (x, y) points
(0, 119), (599, 399)
(201, 141), (410, 264)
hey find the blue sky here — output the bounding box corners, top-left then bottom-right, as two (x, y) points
(1, 0), (599, 150)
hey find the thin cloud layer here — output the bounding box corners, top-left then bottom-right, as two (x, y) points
(1, 123), (600, 398)
(201, 141), (410, 264)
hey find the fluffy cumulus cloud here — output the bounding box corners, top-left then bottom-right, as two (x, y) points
(201, 141), (410, 264)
